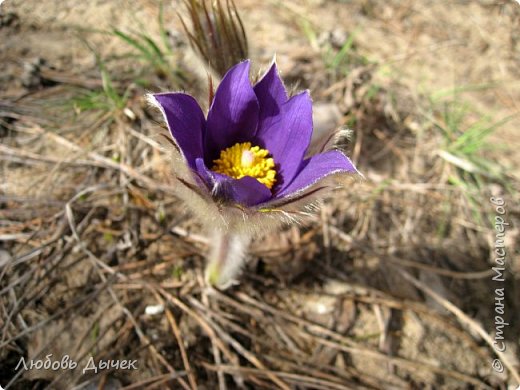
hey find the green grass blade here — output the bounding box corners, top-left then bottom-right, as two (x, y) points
(330, 30), (357, 69)
(112, 29), (155, 62)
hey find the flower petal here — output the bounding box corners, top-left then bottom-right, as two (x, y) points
(151, 93), (205, 170)
(205, 61), (260, 161)
(218, 176), (272, 206)
(276, 150), (359, 198)
(195, 158), (272, 206)
(253, 62), (288, 132)
(255, 91), (313, 190)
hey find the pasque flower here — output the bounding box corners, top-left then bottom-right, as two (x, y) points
(149, 60), (359, 288)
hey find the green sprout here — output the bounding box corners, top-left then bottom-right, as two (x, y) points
(426, 95), (514, 225)
(72, 66), (130, 114)
(110, 3), (184, 86)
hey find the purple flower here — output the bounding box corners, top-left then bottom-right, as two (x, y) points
(150, 60), (359, 209)
(149, 60), (360, 288)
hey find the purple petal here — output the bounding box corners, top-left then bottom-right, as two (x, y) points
(195, 158), (215, 189)
(195, 158), (272, 206)
(205, 61), (259, 161)
(275, 150), (359, 198)
(255, 91), (313, 189)
(152, 93), (205, 170)
(217, 176), (272, 206)
(253, 62), (288, 132)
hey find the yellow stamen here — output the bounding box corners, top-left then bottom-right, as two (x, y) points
(212, 142), (277, 189)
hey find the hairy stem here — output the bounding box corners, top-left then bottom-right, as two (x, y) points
(205, 229), (251, 289)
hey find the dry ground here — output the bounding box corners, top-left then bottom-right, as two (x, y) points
(1, 0), (519, 389)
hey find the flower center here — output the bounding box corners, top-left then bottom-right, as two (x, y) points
(212, 142), (277, 189)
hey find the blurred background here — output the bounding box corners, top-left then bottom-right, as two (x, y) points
(1, 0), (519, 388)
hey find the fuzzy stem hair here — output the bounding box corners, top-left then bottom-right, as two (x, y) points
(205, 228), (252, 289)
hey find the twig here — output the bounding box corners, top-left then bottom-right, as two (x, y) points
(188, 295), (291, 390)
(396, 267), (520, 384)
(165, 308), (199, 390)
(202, 363), (356, 390)
(199, 273), (229, 390)
(226, 291), (490, 388)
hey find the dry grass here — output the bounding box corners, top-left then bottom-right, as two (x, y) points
(1, 0), (519, 389)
